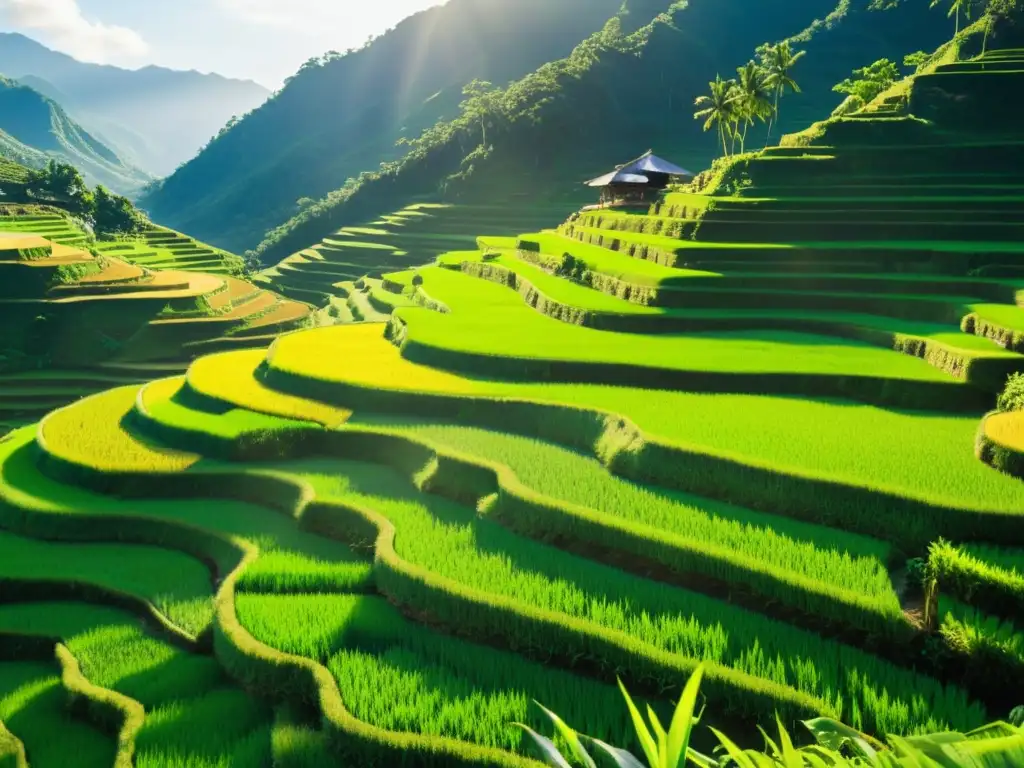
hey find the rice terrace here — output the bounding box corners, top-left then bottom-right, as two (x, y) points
(3, 0), (1024, 766)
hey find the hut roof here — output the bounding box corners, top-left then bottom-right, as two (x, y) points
(620, 151), (693, 177)
(585, 170), (650, 188)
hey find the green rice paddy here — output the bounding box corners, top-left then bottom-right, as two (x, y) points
(5, 67), (1024, 766)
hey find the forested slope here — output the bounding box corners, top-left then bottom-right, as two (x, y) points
(140, 0), (632, 252)
(253, 0), (951, 266)
(0, 77), (150, 195)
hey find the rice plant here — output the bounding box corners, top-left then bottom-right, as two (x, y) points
(237, 593), (638, 756)
(0, 661), (117, 768)
(393, 267), (953, 381)
(269, 324), (1024, 517)
(267, 457), (984, 734)
(39, 385), (199, 473)
(353, 417), (898, 605)
(0, 530), (214, 635)
(521, 664), (1024, 768)
(186, 350), (350, 427)
(141, 377), (299, 440)
(135, 689), (273, 767)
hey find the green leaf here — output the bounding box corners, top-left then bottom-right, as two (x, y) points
(585, 737), (647, 768)
(802, 718), (881, 759)
(619, 678), (660, 768)
(776, 715), (803, 767)
(709, 727), (759, 768)
(515, 723), (574, 768)
(666, 665), (704, 768)
(534, 702), (597, 768)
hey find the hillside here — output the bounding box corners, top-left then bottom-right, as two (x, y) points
(139, 0), (638, 252)
(2, 19), (1024, 764)
(252, 0), (953, 268)
(0, 33), (270, 177)
(0, 77), (150, 195)
(0, 206), (313, 432)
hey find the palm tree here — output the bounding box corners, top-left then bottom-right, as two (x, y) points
(694, 75), (737, 158)
(932, 0), (969, 38)
(759, 41), (806, 147)
(734, 61), (773, 153)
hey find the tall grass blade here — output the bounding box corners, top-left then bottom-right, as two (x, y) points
(515, 723), (573, 768)
(666, 664), (704, 768)
(619, 678), (659, 767)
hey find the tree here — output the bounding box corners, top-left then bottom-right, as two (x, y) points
(26, 160), (92, 216)
(694, 75), (737, 158)
(93, 185), (143, 236)
(733, 61), (773, 153)
(460, 80), (504, 148)
(758, 41), (806, 148)
(833, 58), (901, 104)
(932, 0), (973, 37)
(904, 50), (931, 70)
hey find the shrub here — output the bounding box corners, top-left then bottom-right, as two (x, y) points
(998, 373), (1024, 412)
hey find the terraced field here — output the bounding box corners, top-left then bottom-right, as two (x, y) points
(258, 202), (579, 307)
(0, 216), (316, 433)
(4, 44), (1024, 768)
(93, 225), (245, 276)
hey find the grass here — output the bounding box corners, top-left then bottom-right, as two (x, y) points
(444, 252), (1013, 357)
(140, 377), (301, 440)
(0, 427), (373, 594)
(395, 267), (958, 381)
(961, 544), (1024, 575)
(349, 415), (898, 604)
(0, 660), (116, 768)
(984, 410), (1024, 451)
(269, 325), (1024, 515)
(0, 602), (272, 767)
(39, 385), (200, 473)
(236, 592), (631, 756)
(254, 456), (982, 735)
(0, 530), (213, 635)
(186, 350), (351, 427)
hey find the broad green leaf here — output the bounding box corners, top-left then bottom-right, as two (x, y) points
(535, 702), (597, 768)
(776, 715), (803, 767)
(585, 736), (647, 768)
(666, 665), (704, 768)
(619, 678), (660, 768)
(758, 725), (782, 760)
(515, 723), (573, 768)
(684, 746), (721, 768)
(802, 718), (881, 759)
(709, 727), (759, 768)
(648, 704), (668, 766)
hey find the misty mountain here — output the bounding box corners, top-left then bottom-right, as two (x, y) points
(139, 0), (631, 252)
(0, 76), (150, 194)
(0, 33), (270, 177)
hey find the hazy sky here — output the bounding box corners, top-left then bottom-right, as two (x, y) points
(0, 0), (447, 88)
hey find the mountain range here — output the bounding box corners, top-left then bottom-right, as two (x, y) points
(143, 0), (951, 259)
(0, 75), (150, 194)
(140, 0), (634, 252)
(0, 32), (270, 178)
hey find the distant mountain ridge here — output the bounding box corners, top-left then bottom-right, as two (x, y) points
(0, 33), (270, 177)
(140, 0), (632, 252)
(0, 76), (150, 194)
(252, 0), (953, 264)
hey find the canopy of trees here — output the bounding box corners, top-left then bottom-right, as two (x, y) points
(25, 159), (144, 236)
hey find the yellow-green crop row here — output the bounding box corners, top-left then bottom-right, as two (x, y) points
(37, 386), (199, 474)
(186, 350), (350, 427)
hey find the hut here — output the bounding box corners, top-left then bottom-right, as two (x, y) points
(585, 151), (693, 207)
